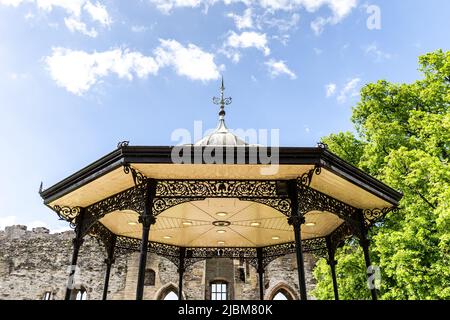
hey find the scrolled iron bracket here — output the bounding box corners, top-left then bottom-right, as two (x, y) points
(299, 164), (322, 187)
(53, 205), (81, 229)
(363, 206), (398, 228)
(123, 163), (147, 186)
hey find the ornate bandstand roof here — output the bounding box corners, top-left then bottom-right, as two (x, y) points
(39, 79), (402, 270)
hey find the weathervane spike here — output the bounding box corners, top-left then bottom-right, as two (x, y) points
(213, 76), (232, 122)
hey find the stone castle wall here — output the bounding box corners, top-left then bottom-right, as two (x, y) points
(0, 225), (317, 300)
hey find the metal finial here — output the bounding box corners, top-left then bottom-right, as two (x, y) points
(213, 76), (232, 121)
(117, 141), (130, 149)
(39, 181), (43, 195)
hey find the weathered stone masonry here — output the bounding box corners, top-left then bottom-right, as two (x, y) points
(0, 225), (317, 300)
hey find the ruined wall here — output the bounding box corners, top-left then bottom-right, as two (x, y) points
(0, 225), (317, 300)
(0, 225), (129, 300)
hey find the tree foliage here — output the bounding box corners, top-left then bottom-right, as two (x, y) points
(312, 50), (450, 300)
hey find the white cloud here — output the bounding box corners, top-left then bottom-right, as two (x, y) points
(311, 16), (328, 35)
(265, 59), (296, 79)
(148, 0), (202, 14)
(45, 47), (160, 95)
(0, 0), (24, 6)
(309, 0), (357, 35)
(227, 8), (253, 29)
(154, 39), (221, 81)
(146, 0), (357, 27)
(0, 0), (112, 36)
(325, 83), (336, 97)
(272, 34), (290, 46)
(256, 12), (300, 32)
(0, 215), (17, 230)
(45, 40), (220, 94)
(84, 1), (112, 26)
(364, 43), (392, 62)
(64, 16), (98, 37)
(223, 31), (270, 62)
(337, 77), (361, 103)
(31, 0), (87, 17)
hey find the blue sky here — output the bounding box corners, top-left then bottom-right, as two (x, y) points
(0, 0), (449, 232)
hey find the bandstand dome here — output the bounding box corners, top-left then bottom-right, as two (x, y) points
(40, 79), (402, 301)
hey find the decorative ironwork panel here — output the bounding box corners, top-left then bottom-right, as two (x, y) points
(148, 242), (181, 267)
(184, 247), (258, 269)
(113, 236), (181, 267)
(262, 242), (296, 268)
(88, 221), (116, 256)
(80, 184), (147, 236)
(302, 238), (328, 259)
(86, 185), (146, 217)
(261, 238), (328, 267)
(156, 180), (281, 198)
(115, 235), (141, 252)
(296, 182), (359, 229)
(329, 222), (353, 251)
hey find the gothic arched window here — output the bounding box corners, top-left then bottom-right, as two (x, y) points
(272, 288), (294, 300)
(163, 291), (178, 300)
(75, 289), (87, 300)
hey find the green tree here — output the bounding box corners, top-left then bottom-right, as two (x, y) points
(312, 50), (450, 300)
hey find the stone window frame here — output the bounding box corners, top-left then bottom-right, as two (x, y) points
(210, 280), (228, 301)
(144, 268), (156, 286)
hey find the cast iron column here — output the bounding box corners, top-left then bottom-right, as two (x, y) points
(325, 236), (339, 300)
(136, 180), (157, 300)
(65, 208), (86, 300)
(256, 248), (265, 300)
(102, 235), (117, 300)
(358, 210), (377, 301)
(288, 180), (308, 300)
(178, 247), (186, 300)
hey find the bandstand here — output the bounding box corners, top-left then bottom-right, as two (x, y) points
(39, 80), (402, 301)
